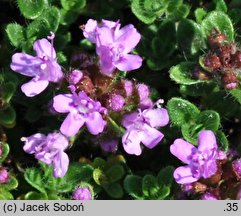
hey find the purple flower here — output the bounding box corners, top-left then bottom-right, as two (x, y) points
(100, 139), (118, 153)
(137, 84), (153, 109)
(83, 19), (142, 75)
(21, 132), (69, 178)
(170, 130), (219, 184)
(121, 104), (169, 155)
(72, 186), (92, 200)
(0, 167), (9, 184)
(53, 89), (107, 137)
(10, 33), (63, 97)
(201, 192), (218, 200)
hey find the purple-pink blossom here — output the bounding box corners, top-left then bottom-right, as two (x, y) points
(121, 103), (169, 156)
(137, 84), (153, 109)
(201, 192), (219, 200)
(10, 33), (63, 97)
(21, 132), (69, 178)
(53, 88), (107, 137)
(170, 130), (219, 184)
(83, 19), (142, 75)
(72, 186), (92, 200)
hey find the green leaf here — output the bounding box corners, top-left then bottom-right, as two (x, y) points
(106, 165), (125, 183)
(2, 82), (16, 104)
(27, 7), (60, 39)
(180, 82), (218, 97)
(93, 169), (108, 185)
(124, 175), (143, 199)
(0, 188), (13, 200)
(156, 186), (170, 199)
(157, 166), (174, 188)
(24, 168), (46, 194)
(167, 4), (190, 21)
(0, 175), (18, 191)
(152, 20), (176, 57)
(181, 123), (201, 144)
(131, 0), (168, 24)
(65, 163), (93, 184)
(216, 130), (229, 152)
(167, 97), (200, 127)
(170, 62), (205, 85)
(5, 23), (25, 48)
(92, 157), (106, 170)
(230, 88), (241, 105)
(177, 19), (206, 58)
(197, 110), (220, 131)
(24, 191), (48, 200)
(195, 8), (207, 23)
(104, 183), (124, 199)
(201, 11), (234, 41)
(61, 0), (86, 11)
(0, 106), (16, 126)
(17, 0), (48, 19)
(0, 142), (10, 164)
(142, 175), (159, 198)
(214, 0), (228, 12)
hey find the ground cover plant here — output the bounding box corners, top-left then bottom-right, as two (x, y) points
(1, 0), (241, 200)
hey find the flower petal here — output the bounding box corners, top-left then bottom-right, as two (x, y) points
(53, 151), (69, 178)
(60, 113), (85, 137)
(83, 19), (98, 43)
(170, 139), (196, 164)
(85, 112), (106, 135)
(173, 166), (199, 184)
(21, 79), (49, 97)
(121, 112), (139, 128)
(96, 26), (114, 47)
(143, 108), (169, 127)
(33, 38), (56, 59)
(141, 124), (164, 149)
(122, 129), (142, 155)
(53, 94), (73, 113)
(46, 61), (63, 82)
(47, 133), (69, 151)
(10, 53), (41, 77)
(202, 159), (217, 179)
(115, 54), (142, 71)
(197, 130), (217, 152)
(115, 24), (141, 53)
(96, 46), (115, 75)
(22, 133), (46, 154)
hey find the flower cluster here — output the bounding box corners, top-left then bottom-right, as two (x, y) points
(192, 29), (240, 90)
(10, 19), (170, 182)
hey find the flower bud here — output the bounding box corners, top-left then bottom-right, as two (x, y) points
(208, 30), (227, 49)
(0, 167), (9, 184)
(192, 65), (211, 80)
(221, 71), (239, 90)
(68, 70), (83, 85)
(72, 186), (92, 200)
(204, 54), (222, 70)
(100, 139), (118, 152)
(232, 158), (241, 179)
(123, 80), (133, 97)
(107, 94), (125, 111)
(232, 51), (241, 67)
(217, 45), (232, 67)
(201, 192), (218, 200)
